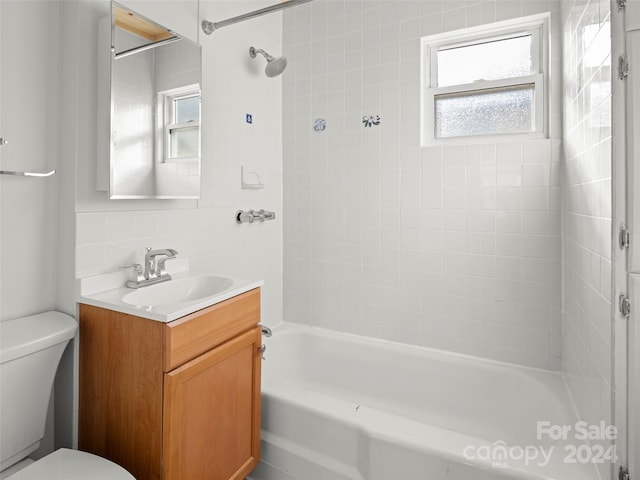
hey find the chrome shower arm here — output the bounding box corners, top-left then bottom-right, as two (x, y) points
(249, 47), (272, 61)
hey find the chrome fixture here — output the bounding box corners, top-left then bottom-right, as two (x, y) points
(123, 247), (178, 288)
(236, 209), (276, 224)
(249, 47), (287, 78)
(362, 114), (381, 127)
(201, 0), (313, 35)
(259, 344), (267, 359)
(259, 325), (271, 359)
(619, 54), (629, 80)
(0, 169), (56, 177)
(144, 248), (178, 279)
(122, 263), (145, 288)
(313, 118), (327, 132)
(620, 224), (631, 249)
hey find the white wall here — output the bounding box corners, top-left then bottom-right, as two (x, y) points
(561, 1), (613, 478)
(0, 1), (61, 322)
(0, 0), (73, 458)
(282, 0), (563, 370)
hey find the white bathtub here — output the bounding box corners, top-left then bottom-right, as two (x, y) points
(249, 324), (600, 480)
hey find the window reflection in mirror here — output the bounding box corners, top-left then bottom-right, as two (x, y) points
(110, 2), (201, 199)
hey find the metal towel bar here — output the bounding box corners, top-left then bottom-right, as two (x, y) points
(0, 169), (56, 177)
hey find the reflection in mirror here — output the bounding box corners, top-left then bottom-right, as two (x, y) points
(110, 2), (201, 199)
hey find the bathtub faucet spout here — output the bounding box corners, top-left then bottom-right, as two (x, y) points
(261, 325), (272, 337)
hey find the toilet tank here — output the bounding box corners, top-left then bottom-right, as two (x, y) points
(0, 312), (77, 472)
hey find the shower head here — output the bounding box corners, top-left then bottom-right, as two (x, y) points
(249, 46), (287, 78)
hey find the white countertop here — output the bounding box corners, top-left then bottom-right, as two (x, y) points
(77, 262), (263, 322)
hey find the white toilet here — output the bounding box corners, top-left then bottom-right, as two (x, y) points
(0, 311), (134, 479)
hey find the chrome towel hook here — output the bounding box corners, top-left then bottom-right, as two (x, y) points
(0, 169), (56, 177)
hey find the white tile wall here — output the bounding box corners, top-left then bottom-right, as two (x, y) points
(283, 0), (563, 370)
(561, 1), (612, 478)
(74, 0), (284, 327)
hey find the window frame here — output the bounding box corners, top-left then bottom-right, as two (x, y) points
(156, 83), (201, 163)
(421, 13), (550, 145)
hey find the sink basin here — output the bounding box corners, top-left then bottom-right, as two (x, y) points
(78, 266), (263, 323)
(122, 275), (234, 307)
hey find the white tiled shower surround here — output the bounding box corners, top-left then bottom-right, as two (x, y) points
(561, 1), (613, 477)
(283, 0), (564, 370)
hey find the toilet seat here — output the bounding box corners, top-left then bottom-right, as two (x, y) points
(6, 449), (134, 480)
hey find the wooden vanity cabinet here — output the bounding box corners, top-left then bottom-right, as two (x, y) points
(79, 288), (262, 480)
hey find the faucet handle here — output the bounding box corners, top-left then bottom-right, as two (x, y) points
(122, 263), (143, 272)
(122, 263), (145, 283)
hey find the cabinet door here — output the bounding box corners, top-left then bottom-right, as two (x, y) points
(163, 327), (262, 480)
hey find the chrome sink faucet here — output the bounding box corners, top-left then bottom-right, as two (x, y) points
(144, 248), (178, 279)
(123, 247), (179, 289)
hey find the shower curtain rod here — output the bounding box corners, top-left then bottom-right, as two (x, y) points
(201, 0), (313, 35)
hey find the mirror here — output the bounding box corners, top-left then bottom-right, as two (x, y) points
(109, 2), (201, 199)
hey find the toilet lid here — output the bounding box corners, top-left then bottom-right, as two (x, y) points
(7, 449), (135, 480)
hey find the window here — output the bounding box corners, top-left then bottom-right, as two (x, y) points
(422, 15), (548, 144)
(158, 84), (200, 162)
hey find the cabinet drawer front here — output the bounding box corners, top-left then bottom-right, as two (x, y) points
(164, 288), (260, 371)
